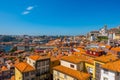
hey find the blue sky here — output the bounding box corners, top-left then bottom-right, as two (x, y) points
(0, 0), (120, 35)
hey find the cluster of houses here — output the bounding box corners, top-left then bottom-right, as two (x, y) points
(0, 26), (120, 80)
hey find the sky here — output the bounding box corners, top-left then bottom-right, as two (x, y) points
(0, 0), (120, 35)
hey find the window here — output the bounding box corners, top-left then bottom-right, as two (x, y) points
(33, 62), (35, 66)
(31, 78), (35, 80)
(29, 60), (31, 63)
(64, 74), (67, 79)
(37, 62), (40, 67)
(57, 72), (59, 76)
(95, 62), (100, 67)
(116, 72), (119, 76)
(41, 67), (45, 74)
(93, 52), (96, 55)
(45, 67), (49, 72)
(25, 72), (29, 76)
(103, 77), (108, 80)
(70, 64), (74, 68)
(104, 69), (108, 74)
(90, 51), (92, 54)
(46, 60), (49, 65)
(31, 71), (35, 75)
(42, 61), (45, 66)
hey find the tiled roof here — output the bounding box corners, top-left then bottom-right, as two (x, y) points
(1, 66), (8, 71)
(111, 47), (120, 52)
(102, 60), (120, 72)
(11, 76), (15, 80)
(105, 45), (111, 49)
(15, 62), (35, 72)
(94, 54), (118, 63)
(29, 55), (42, 61)
(50, 56), (59, 62)
(85, 58), (94, 65)
(29, 55), (49, 61)
(61, 55), (94, 64)
(53, 65), (90, 80)
(61, 55), (84, 64)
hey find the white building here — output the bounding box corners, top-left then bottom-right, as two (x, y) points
(53, 55), (90, 80)
(100, 60), (120, 80)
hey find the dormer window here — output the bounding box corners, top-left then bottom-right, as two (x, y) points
(70, 64), (74, 68)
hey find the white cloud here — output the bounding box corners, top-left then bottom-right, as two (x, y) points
(26, 6), (34, 10)
(22, 11), (30, 15)
(22, 6), (35, 15)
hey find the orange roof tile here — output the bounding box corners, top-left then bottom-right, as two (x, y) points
(15, 62), (35, 72)
(85, 58), (94, 65)
(94, 54), (118, 63)
(102, 60), (120, 72)
(105, 45), (111, 49)
(61, 55), (93, 64)
(1, 66), (8, 71)
(111, 47), (120, 52)
(53, 65), (90, 80)
(29, 55), (42, 61)
(29, 55), (50, 61)
(11, 76), (15, 80)
(50, 56), (59, 62)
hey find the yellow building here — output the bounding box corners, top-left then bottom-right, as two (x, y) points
(50, 56), (60, 74)
(15, 62), (35, 80)
(85, 59), (95, 80)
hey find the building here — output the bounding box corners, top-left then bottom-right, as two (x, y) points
(99, 26), (108, 36)
(53, 55), (91, 80)
(15, 62), (35, 80)
(50, 56), (60, 79)
(86, 48), (105, 57)
(53, 65), (90, 80)
(1, 66), (11, 80)
(94, 54), (118, 80)
(26, 55), (50, 80)
(87, 31), (99, 41)
(101, 60), (120, 80)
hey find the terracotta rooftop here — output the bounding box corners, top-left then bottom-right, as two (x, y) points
(1, 66), (8, 71)
(53, 65), (90, 80)
(105, 45), (111, 49)
(111, 47), (120, 52)
(61, 55), (94, 64)
(15, 62), (35, 72)
(29, 55), (49, 61)
(102, 60), (120, 72)
(94, 54), (118, 63)
(29, 55), (42, 61)
(50, 56), (59, 62)
(11, 76), (15, 80)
